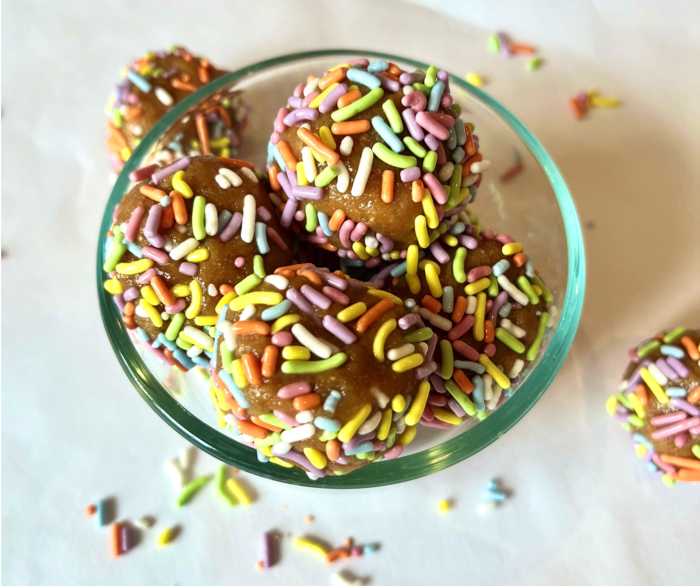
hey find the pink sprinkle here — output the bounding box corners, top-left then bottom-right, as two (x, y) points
(124, 206), (145, 242)
(166, 299), (187, 314)
(484, 343), (497, 357)
(266, 227), (289, 251)
(234, 256), (246, 268)
(277, 382), (312, 399)
(466, 265), (492, 283)
(138, 268), (156, 284)
(383, 444), (403, 459)
(271, 332), (293, 347)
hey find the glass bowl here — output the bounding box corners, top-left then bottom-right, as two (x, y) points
(97, 50), (585, 488)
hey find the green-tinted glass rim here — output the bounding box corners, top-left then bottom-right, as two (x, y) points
(97, 49), (585, 489)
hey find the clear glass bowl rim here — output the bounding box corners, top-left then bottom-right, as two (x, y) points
(97, 49), (586, 489)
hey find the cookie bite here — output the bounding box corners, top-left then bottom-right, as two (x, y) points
(105, 46), (246, 171)
(607, 328), (700, 486)
(210, 267), (432, 477)
(266, 59), (487, 265)
(102, 155), (293, 369)
(377, 211), (554, 427)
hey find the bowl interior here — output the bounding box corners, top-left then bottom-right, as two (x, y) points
(98, 50), (585, 488)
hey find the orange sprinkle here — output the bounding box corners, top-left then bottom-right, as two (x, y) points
(293, 393), (322, 411)
(198, 65), (210, 84)
(634, 384), (648, 407)
(296, 128), (339, 165)
(276, 140), (298, 171)
(382, 71), (400, 83)
(122, 107), (143, 121)
(453, 369), (474, 394)
(85, 504), (97, 516)
(660, 454), (700, 472)
(328, 209), (346, 231)
(392, 276), (400, 287)
(319, 67), (347, 91)
(509, 43), (536, 55)
(123, 302), (135, 317)
(462, 152), (483, 176)
(111, 523), (122, 557)
(411, 179), (425, 202)
(326, 548), (351, 563)
(381, 170), (395, 203)
(337, 90), (362, 109)
(333, 270), (347, 279)
(170, 190), (188, 225)
(140, 185), (166, 202)
(276, 269), (296, 279)
(171, 78), (197, 92)
(306, 74), (318, 84)
(217, 157), (255, 170)
(216, 374), (247, 417)
(232, 321), (271, 336)
(297, 269), (322, 285)
(251, 415), (282, 433)
(317, 242), (339, 252)
(216, 105), (232, 128)
(464, 124), (475, 156)
(181, 73), (191, 83)
(484, 320), (495, 343)
(261, 345), (278, 379)
(219, 284), (235, 296)
(356, 298), (394, 333)
(151, 276), (175, 307)
(275, 263), (309, 273)
(570, 97), (585, 120)
(268, 165), (282, 192)
(680, 336), (700, 361)
(241, 353), (263, 385)
(107, 122), (128, 148)
(452, 296), (467, 323)
(688, 386), (700, 404)
(673, 469), (700, 482)
(422, 295), (442, 314)
(330, 120), (371, 135)
(387, 62), (402, 75)
(160, 204), (174, 229)
(235, 419), (269, 440)
(164, 349), (188, 372)
(123, 315), (137, 330)
(512, 253), (526, 268)
(195, 114), (211, 154)
(326, 439), (341, 461)
(255, 561), (264, 571)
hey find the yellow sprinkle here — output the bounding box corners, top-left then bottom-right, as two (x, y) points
(309, 83), (339, 109)
(635, 444), (647, 458)
(115, 258), (154, 275)
(103, 277), (123, 295)
(473, 292), (486, 341)
(185, 279), (202, 319)
(389, 250), (401, 260)
(590, 96), (621, 108)
(373, 318), (397, 362)
(297, 161), (308, 186)
(391, 394), (406, 412)
(404, 380), (430, 426)
(120, 146), (131, 162)
(271, 313), (301, 334)
(172, 170), (193, 198)
(406, 245), (419, 275)
(640, 367), (669, 405)
(352, 241), (370, 260)
(330, 63), (350, 71)
(209, 387), (227, 428)
(367, 288), (403, 305)
(294, 536), (328, 557)
(366, 247), (380, 257)
(215, 291), (237, 313)
(605, 395), (618, 416)
(465, 72), (484, 87)
(319, 126), (336, 150)
(419, 259), (441, 274)
(440, 233), (458, 247)
(303, 447), (328, 470)
(156, 527), (176, 547)
(337, 302), (367, 323)
(229, 292), (283, 311)
(432, 407), (461, 425)
(186, 248), (210, 263)
(209, 137), (230, 149)
(627, 392), (646, 419)
(406, 274), (421, 295)
(392, 353), (424, 373)
(226, 478), (252, 505)
(338, 404), (372, 443)
(139, 299), (163, 327)
(348, 84), (359, 91)
(179, 330), (213, 351)
(478, 354), (511, 389)
(438, 499), (451, 512)
(171, 284), (190, 298)
(502, 243), (522, 255)
(232, 359), (248, 388)
(397, 425), (417, 446)
(141, 285), (161, 306)
(415, 215), (430, 248)
(282, 345), (311, 361)
(421, 191), (439, 229)
(424, 262), (442, 298)
(465, 278), (491, 296)
(661, 474), (675, 488)
(259, 446), (273, 457)
(194, 316), (218, 327)
(377, 409), (393, 441)
(270, 456), (294, 468)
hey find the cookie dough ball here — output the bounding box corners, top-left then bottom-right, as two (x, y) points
(102, 155), (293, 369)
(608, 328), (700, 485)
(210, 267), (432, 477)
(266, 58), (487, 265)
(106, 46), (246, 171)
(378, 213), (553, 426)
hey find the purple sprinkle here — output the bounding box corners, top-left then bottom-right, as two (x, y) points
(301, 284), (332, 309)
(166, 299), (187, 314)
(376, 74), (399, 92)
(421, 418), (453, 429)
(144, 204), (162, 237)
(430, 373), (448, 394)
(497, 32), (512, 56)
(280, 200), (298, 228)
(145, 231), (164, 248)
(179, 262), (199, 276)
(487, 292), (508, 323)
(399, 72), (418, 85)
(283, 107), (319, 126)
(400, 166), (421, 182)
(120, 525), (133, 553)
(448, 398), (466, 417)
(123, 287), (140, 302)
(129, 164), (160, 183)
(626, 358), (652, 392)
(370, 261), (400, 288)
(376, 233), (394, 253)
(322, 315), (357, 344)
(124, 207), (145, 242)
(276, 171), (295, 201)
(138, 268), (156, 284)
(424, 133), (440, 151)
(257, 206), (272, 222)
(342, 432), (375, 452)
(286, 287), (323, 327)
(220, 212), (243, 243)
(321, 286), (349, 305)
(666, 356), (689, 379)
(437, 70), (450, 92)
(278, 450), (326, 478)
(425, 334), (438, 363)
(366, 257), (382, 269)
(429, 241), (450, 264)
(398, 313), (421, 330)
(261, 532), (273, 569)
(319, 83), (349, 114)
(415, 361), (437, 379)
(151, 157), (191, 184)
(655, 358), (679, 382)
(292, 184), (323, 200)
(669, 398), (700, 417)
(444, 204), (466, 218)
(287, 96), (303, 109)
(401, 108), (425, 141)
(458, 234), (478, 249)
(113, 293), (126, 313)
(274, 108), (289, 134)
(142, 246), (169, 265)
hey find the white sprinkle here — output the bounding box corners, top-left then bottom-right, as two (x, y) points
(418, 307), (452, 331)
(296, 410), (314, 424)
(263, 275), (289, 290)
(335, 160), (349, 193)
(280, 422), (315, 443)
(233, 433), (255, 444)
(187, 345), (203, 357)
(477, 501), (499, 515)
(394, 417), (406, 435)
(301, 147), (317, 181)
(219, 320), (237, 352)
(306, 471), (320, 480)
(239, 304), (257, 321)
(164, 459), (185, 489)
(169, 237), (199, 260)
(497, 275), (529, 306)
(299, 123), (311, 131)
(471, 160), (491, 174)
(215, 174), (231, 189)
(370, 387), (390, 408)
(132, 125), (143, 137)
(303, 78), (320, 97)
(618, 379), (629, 392)
(351, 147), (373, 196)
(500, 318), (526, 338)
(161, 312), (170, 321)
(271, 442), (292, 455)
(339, 136), (354, 156)
(135, 306), (148, 318)
(119, 222), (128, 233)
(205, 203), (218, 236)
(331, 571), (365, 586)
(546, 305), (558, 327)
(219, 167), (242, 186)
(240, 167), (258, 183)
(647, 363), (669, 386)
(387, 343), (415, 361)
(381, 253), (392, 261)
(438, 162), (454, 183)
(482, 374), (493, 401)
(508, 359), (524, 379)
(207, 283), (218, 296)
(291, 323), (332, 359)
(175, 224), (188, 234)
(241, 194), (256, 243)
(402, 85), (414, 95)
(134, 517), (155, 529)
(183, 325), (214, 349)
(466, 295), (477, 314)
(416, 342), (429, 355)
(364, 235), (379, 250)
(179, 447), (195, 471)
(461, 173), (479, 188)
(486, 383), (502, 410)
(155, 87), (174, 106)
(358, 411), (381, 435)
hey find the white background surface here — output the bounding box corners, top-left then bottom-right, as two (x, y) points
(3, 1), (700, 584)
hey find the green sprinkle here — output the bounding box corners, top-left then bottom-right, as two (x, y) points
(314, 164), (338, 187)
(691, 444), (700, 459)
(453, 247), (467, 283)
(372, 143), (417, 169)
(445, 379), (477, 416)
(192, 196), (206, 240)
(495, 328), (525, 353)
(527, 57), (543, 71)
(531, 275), (553, 302)
(386, 426), (397, 449)
(422, 151), (438, 172)
(176, 335), (193, 351)
(466, 122), (475, 132)
(488, 274), (499, 297)
(382, 99), (404, 133)
(112, 108), (123, 128)
(254, 431), (282, 448)
(166, 312), (186, 341)
(663, 327), (685, 344)
(402, 327), (434, 344)
(334, 470), (347, 476)
(628, 415), (644, 428)
(429, 228), (441, 243)
(281, 353), (348, 374)
(489, 34), (501, 52)
(476, 411), (488, 421)
(616, 392), (633, 410)
(331, 87), (384, 122)
(304, 203), (318, 233)
(259, 413), (291, 430)
(215, 465), (236, 507)
(525, 312), (549, 361)
(412, 82), (430, 97)
(220, 343), (233, 373)
(235, 274), (262, 295)
(440, 339), (454, 380)
(403, 136), (427, 158)
(253, 255), (266, 278)
(176, 475), (211, 507)
(447, 164), (463, 207)
(103, 226), (126, 272)
(424, 66), (438, 88)
(620, 422), (632, 432)
(452, 103), (463, 115)
(637, 340), (661, 358)
(517, 276), (539, 304)
(319, 430), (338, 442)
(661, 474), (675, 487)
